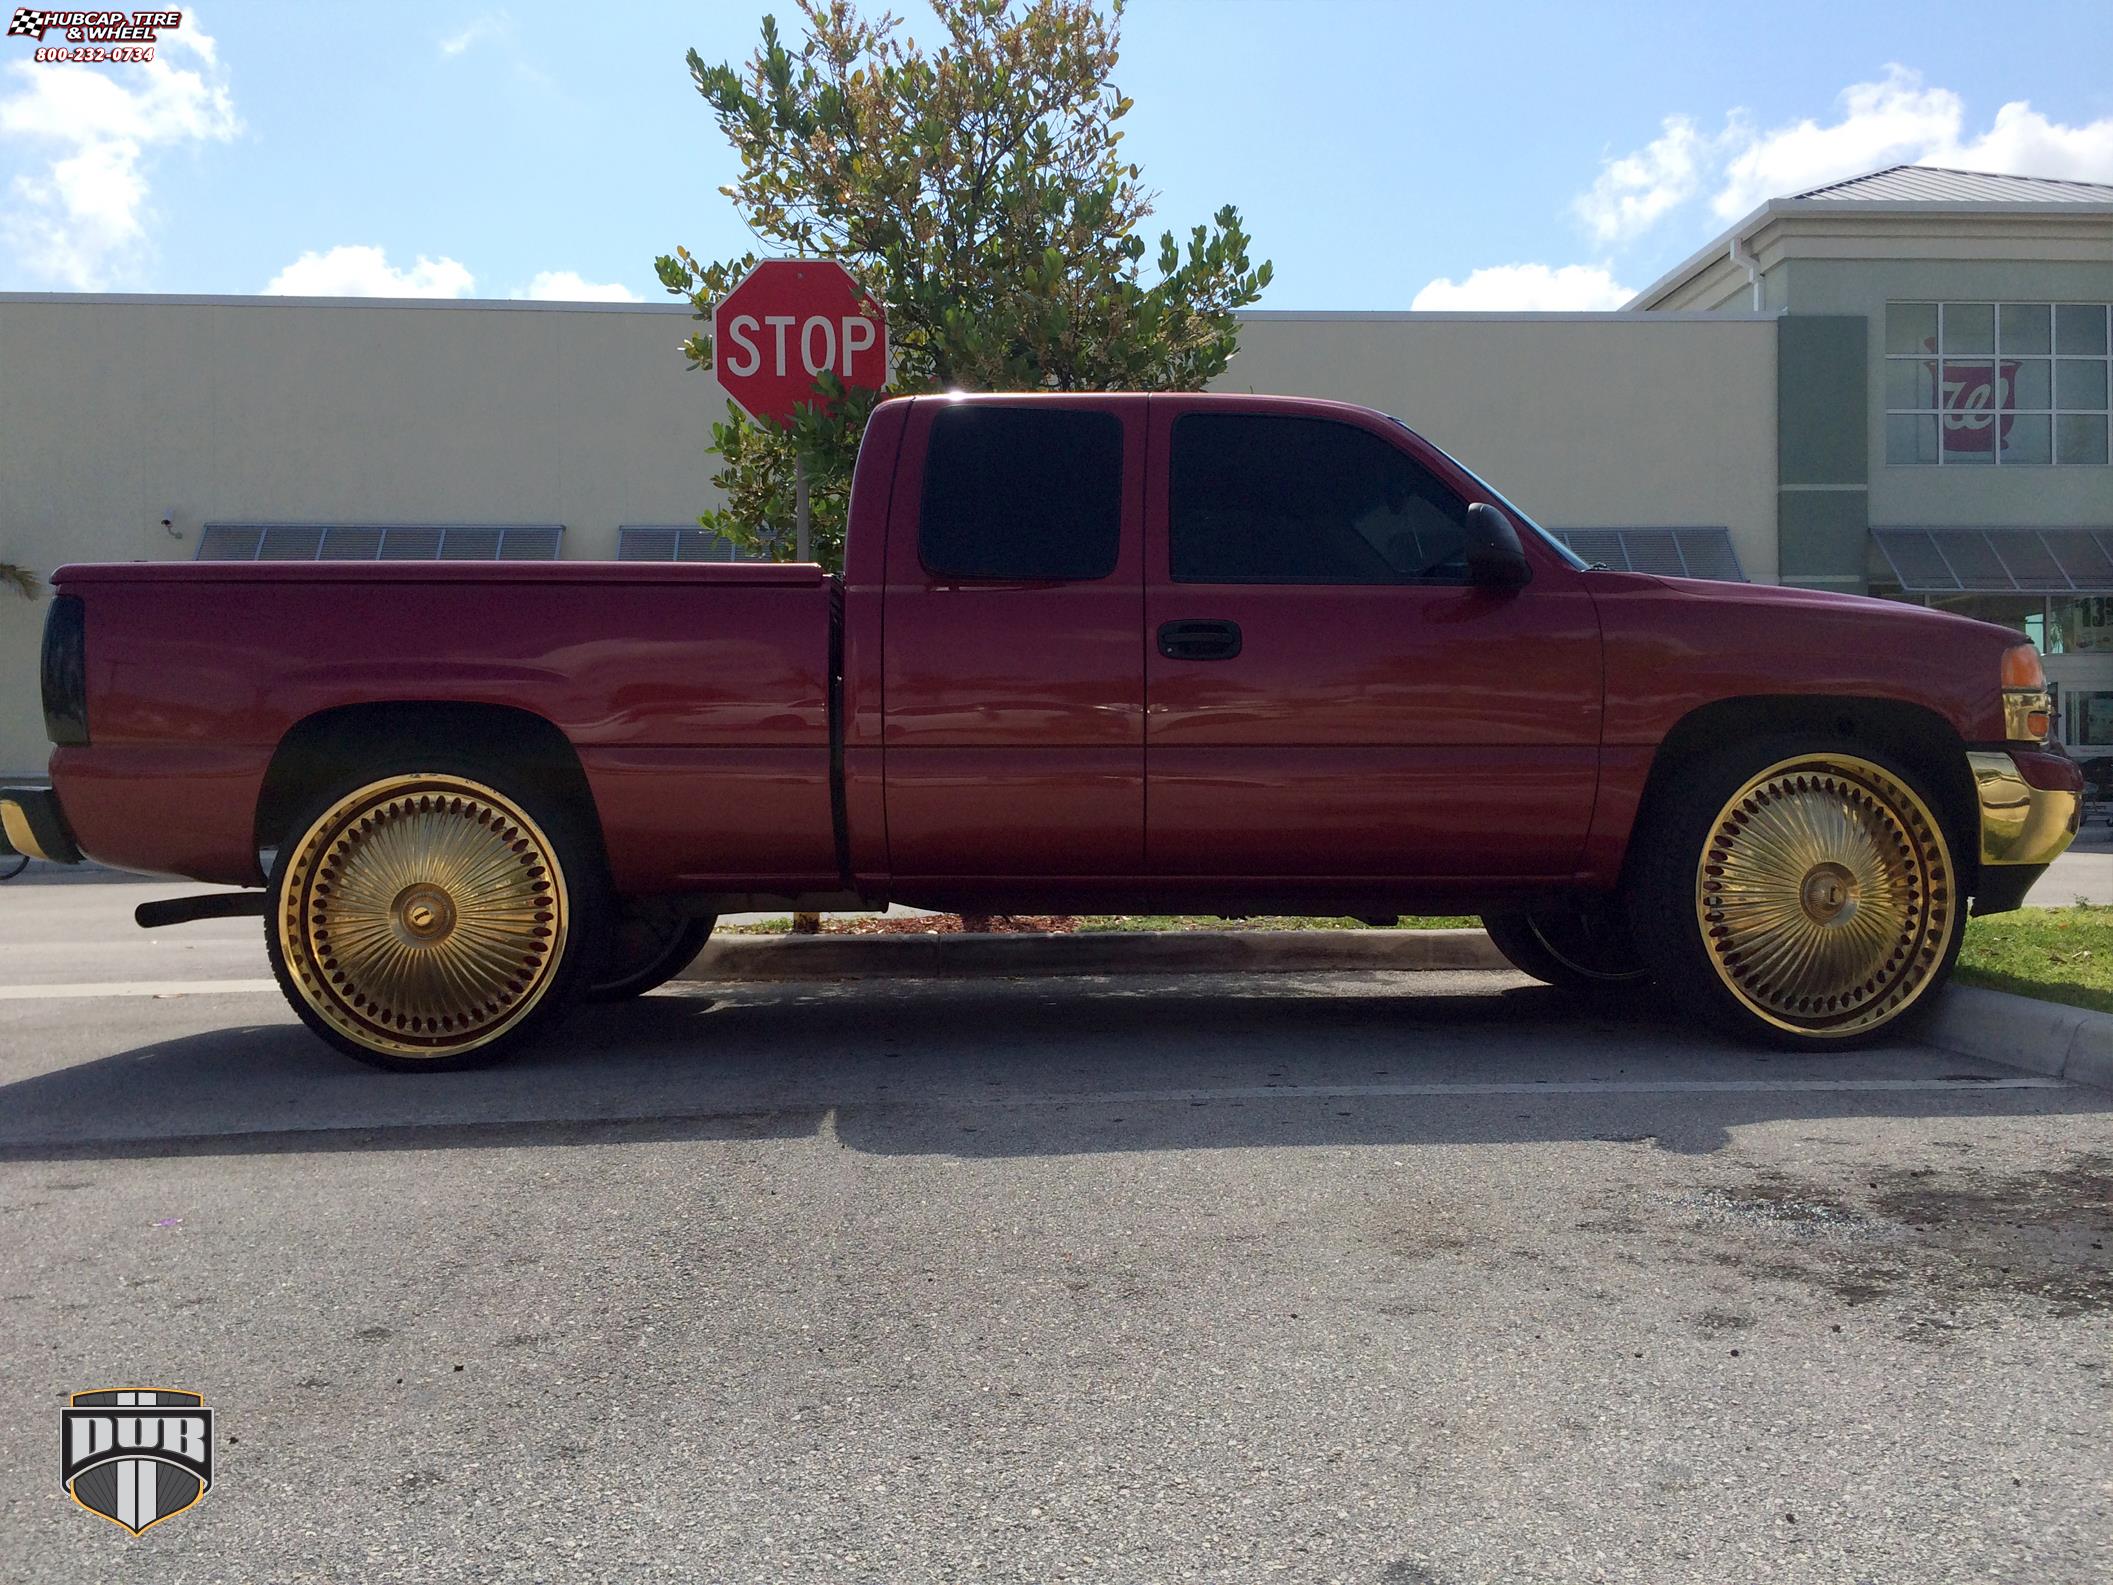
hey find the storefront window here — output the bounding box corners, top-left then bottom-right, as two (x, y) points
(2049, 597), (2113, 654)
(2069, 691), (2113, 748)
(1924, 593), (2048, 648)
(1885, 302), (2112, 466)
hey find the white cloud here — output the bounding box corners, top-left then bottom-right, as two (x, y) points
(264, 246), (477, 298)
(1575, 114), (1714, 244)
(1579, 66), (2113, 247)
(0, 18), (240, 288)
(1411, 263), (1635, 312)
(1712, 65), (1963, 219)
(1937, 98), (2113, 187)
(512, 270), (642, 303)
(439, 13), (510, 57)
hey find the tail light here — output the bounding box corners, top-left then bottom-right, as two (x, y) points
(40, 594), (88, 746)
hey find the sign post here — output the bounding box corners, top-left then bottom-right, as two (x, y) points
(711, 259), (889, 562)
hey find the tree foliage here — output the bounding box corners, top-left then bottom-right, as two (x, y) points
(656, 0), (1272, 567)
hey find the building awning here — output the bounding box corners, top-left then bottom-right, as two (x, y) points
(1553, 528), (1746, 582)
(196, 524), (564, 561)
(1872, 527), (2113, 593)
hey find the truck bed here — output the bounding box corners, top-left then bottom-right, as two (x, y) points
(49, 561), (842, 892)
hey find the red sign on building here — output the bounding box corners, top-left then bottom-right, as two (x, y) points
(1936, 358), (2018, 454)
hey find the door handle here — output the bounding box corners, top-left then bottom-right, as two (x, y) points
(1158, 619), (1243, 661)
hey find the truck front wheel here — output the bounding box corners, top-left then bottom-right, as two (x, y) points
(265, 765), (603, 1071)
(1626, 739), (1964, 1047)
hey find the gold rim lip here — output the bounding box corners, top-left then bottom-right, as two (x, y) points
(1695, 753), (1953, 1040)
(276, 774), (570, 1061)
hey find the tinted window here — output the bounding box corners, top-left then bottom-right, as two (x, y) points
(1170, 414), (1470, 584)
(919, 406), (1123, 580)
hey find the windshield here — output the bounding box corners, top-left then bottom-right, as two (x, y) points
(1387, 416), (1593, 571)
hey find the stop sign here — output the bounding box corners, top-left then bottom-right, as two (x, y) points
(712, 259), (888, 429)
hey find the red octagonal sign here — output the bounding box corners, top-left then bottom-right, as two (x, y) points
(712, 259), (888, 430)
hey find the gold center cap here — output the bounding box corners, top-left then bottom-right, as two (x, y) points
(1800, 862), (1857, 925)
(394, 884), (457, 943)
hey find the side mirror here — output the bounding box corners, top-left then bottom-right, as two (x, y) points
(1463, 501), (1531, 588)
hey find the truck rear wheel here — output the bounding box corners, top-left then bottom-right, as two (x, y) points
(1480, 905), (1649, 993)
(1626, 738), (1963, 1048)
(265, 766), (603, 1071)
(588, 901), (716, 1001)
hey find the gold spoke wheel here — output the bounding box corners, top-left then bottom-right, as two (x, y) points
(276, 775), (569, 1060)
(1697, 754), (1952, 1037)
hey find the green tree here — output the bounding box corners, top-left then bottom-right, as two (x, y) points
(656, 0), (1272, 569)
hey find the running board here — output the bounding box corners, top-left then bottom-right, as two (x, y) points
(135, 892), (269, 929)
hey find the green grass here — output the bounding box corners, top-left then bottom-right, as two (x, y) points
(1957, 904), (2113, 1016)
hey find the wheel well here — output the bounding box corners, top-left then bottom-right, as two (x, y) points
(1632, 696), (1982, 891)
(255, 702), (602, 857)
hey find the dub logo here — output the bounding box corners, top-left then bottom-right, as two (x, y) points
(61, 1388), (213, 1534)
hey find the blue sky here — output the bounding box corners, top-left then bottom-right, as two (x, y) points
(3, 0), (2110, 309)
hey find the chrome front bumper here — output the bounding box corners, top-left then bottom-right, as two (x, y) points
(1968, 750), (2081, 914)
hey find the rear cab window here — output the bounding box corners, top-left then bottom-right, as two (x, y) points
(1169, 413), (1470, 584)
(919, 405), (1124, 581)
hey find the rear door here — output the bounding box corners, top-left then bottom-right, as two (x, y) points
(1143, 399), (1602, 879)
(882, 397), (1146, 880)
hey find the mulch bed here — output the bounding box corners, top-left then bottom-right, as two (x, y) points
(806, 915), (1081, 935)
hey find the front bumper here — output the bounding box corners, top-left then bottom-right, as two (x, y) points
(1968, 748), (2080, 913)
(0, 785), (82, 865)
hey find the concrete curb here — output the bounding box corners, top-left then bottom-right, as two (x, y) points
(1922, 983), (2113, 1091)
(679, 926), (1509, 983)
(675, 930), (2113, 1092)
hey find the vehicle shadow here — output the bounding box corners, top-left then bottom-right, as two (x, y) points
(0, 974), (2102, 1164)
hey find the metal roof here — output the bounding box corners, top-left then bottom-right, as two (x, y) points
(1628, 163), (2113, 309)
(1794, 164), (2113, 204)
(1873, 527), (2113, 593)
(1553, 528), (1745, 582)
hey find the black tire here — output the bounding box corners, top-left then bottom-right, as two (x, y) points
(1481, 905), (1650, 993)
(264, 758), (607, 1072)
(1624, 735), (1965, 1049)
(588, 901), (716, 1001)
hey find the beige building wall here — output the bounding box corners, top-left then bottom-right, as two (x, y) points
(1229, 312), (1779, 576)
(0, 294), (1779, 778)
(0, 294), (734, 777)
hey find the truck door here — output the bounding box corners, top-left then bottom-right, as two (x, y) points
(1143, 399), (1602, 880)
(882, 397), (1146, 881)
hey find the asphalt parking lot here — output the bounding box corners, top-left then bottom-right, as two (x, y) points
(2, 881), (2111, 1583)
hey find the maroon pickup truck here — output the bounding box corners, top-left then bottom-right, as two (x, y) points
(3, 393), (2081, 1069)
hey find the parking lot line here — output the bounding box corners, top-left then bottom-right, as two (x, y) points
(924, 1076), (2072, 1105)
(0, 978), (277, 999)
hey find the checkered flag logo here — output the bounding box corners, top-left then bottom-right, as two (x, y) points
(8, 9), (51, 38)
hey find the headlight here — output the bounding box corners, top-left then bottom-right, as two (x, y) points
(2001, 643), (2051, 743)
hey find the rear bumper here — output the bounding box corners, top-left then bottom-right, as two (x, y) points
(1968, 749), (2080, 912)
(0, 785), (83, 865)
